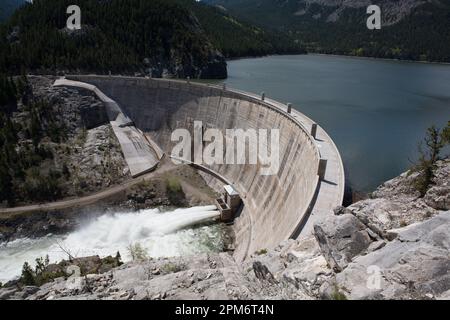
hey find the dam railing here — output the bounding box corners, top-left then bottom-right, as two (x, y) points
(66, 75), (345, 255)
(145, 77), (340, 243)
(145, 77), (322, 162)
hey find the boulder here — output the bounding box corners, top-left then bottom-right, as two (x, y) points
(326, 211), (450, 300)
(424, 185), (450, 210)
(0, 288), (18, 300)
(314, 214), (373, 272)
(252, 261), (277, 284)
(424, 159), (450, 210)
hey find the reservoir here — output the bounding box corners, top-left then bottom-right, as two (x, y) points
(224, 55), (450, 192)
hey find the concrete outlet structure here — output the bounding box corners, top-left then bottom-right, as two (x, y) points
(67, 75), (345, 261)
(216, 185), (242, 222)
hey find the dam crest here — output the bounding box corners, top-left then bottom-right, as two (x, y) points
(62, 75), (345, 261)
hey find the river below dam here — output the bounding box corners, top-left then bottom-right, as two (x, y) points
(0, 206), (223, 283)
(224, 55), (450, 193)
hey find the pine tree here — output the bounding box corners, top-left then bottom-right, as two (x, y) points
(442, 121), (450, 144)
(414, 125), (447, 197)
(20, 262), (36, 286)
(0, 157), (13, 204)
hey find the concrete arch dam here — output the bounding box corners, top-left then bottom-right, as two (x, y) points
(68, 75), (345, 261)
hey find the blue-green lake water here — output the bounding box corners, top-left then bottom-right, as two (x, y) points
(224, 55), (450, 192)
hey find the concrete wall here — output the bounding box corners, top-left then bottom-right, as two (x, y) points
(69, 76), (322, 261)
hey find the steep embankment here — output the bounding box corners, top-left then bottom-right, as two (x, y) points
(0, 75), (130, 207)
(2, 159), (448, 300)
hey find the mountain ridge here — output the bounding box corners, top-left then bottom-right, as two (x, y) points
(204, 0), (450, 62)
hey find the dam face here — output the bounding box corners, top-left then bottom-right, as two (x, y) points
(68, 76), (344, 261)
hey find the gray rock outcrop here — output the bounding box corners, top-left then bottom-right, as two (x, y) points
(1, 159), (448, 300)
(346, 159), (449, 232)
(314, 214), (375, 272)
(323, 211), (450, 300)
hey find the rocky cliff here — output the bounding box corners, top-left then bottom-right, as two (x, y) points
(0, 76), (130, 208)
(207, 0), (437, 26)
(1, 159), (449, 300)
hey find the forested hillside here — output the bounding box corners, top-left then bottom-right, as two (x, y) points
(0, 75), (133, 206)
(0, 0), (305, 78)
(0, 0), (25, 22)
(179, 0), (305, 58)
(0, 75), (59, 205)
(0, 0), (228, 78)
(205, 0), (450, 62)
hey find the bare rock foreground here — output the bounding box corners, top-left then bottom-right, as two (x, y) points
(1, 160), (449, 300)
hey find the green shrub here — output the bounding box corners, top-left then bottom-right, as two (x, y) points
(76, 127), (88, 146)
(255, 248), (268, 255)
(413, 124), (449, 197)
(22, 168), (62, 201)
(330, 284), (347, 300)
(166, 176), (185, 205)
(19, 255), (65, 287)
(161, 263), (185, 274)
(442, 121), (450, 144)
(20, 262), (36, 286)
(62, 163), (70, 178)
(166, 176), (182, 193)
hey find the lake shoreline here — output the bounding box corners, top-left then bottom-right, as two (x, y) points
(226, 52), (450, 66)
(225, 55), (450, 192)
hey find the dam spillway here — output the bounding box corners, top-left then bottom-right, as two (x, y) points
(67, 75), (345, 261)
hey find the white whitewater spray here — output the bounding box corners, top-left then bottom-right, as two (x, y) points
(0, 205), (221, 283)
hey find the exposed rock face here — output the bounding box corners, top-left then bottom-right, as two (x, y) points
(424, 161), (450, 211)
(79, 99), (108, 129)
(144, 49), (227, 80)
(198, 51), (228, 79)
(314, 214), (374, 272)
(315, 160), (450, 299)
(347, 159), (449, 232)
(1, 159), (448, 300)
(210, 0), (428, 26)
(12, 254), (255, 300)
(1, 76), (130, 204)
(323, 211), (450, 300)
(3, 211), (448, 300)
(4, 238), (332, 300)
(300, 0), (427, 25)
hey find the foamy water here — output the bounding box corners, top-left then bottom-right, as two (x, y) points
(0, 205), (221, 283)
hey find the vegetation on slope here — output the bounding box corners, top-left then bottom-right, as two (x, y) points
(0, 75), (66, 205)
(0, 0), (305, 78)
(0, 0), (25, 22)
(413, 123), (450, 197)
(178, 0), (305, 58)
(0, 0), (226, 78)
(205, 0), (450, 62)
(0, 75), (131, 206)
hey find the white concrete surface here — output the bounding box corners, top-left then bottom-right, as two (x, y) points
(53, 78), (160, 177)
(64, 75), (345, 260)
